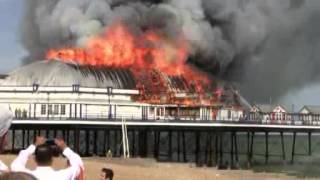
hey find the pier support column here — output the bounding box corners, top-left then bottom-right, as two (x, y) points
(249, 132), (255, 166)
(27, 130), (30, 146)
(93, 130), (98, 155)
(11, 130), (15, 152)
(182, 131), (187, 162)
(234, 132), (239, 167)
(218, 132), (224, 169)
(131, 131), (135, 157)
(153, 131), (159, 159)
(308, 132), (312, 156)
(195, 131), (200, 166)
(74, 128), (80, 154)
(22, 130), (25, 149)
(291, 132), (296, 164)
(215, 132), (218, 166)
(168, 130), (172, 160)
(85, 130), (90, 156)
(230, 132), (234, 168)
(265, 131), (269, 164)
(177, 131), (181, 162)
(103, 130), (107, 156)
(280, 132), (286, 162)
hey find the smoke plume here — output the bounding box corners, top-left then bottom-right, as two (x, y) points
(19, 0), (320, 103)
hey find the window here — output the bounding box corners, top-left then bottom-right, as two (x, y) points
(48, 105), (52, 115)
(61, 105), (66, 115)
(41, 105), (46, 115)
(228, 110), (231, 119)
(54, 105), (59, 115)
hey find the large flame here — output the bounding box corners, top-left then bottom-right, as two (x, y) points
(46, 22), (218, 105)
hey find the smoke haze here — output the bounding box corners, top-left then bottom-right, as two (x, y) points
(19, 0), (320, 103)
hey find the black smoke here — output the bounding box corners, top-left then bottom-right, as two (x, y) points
(19, 0), (320, 103)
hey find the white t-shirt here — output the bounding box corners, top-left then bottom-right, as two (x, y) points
(0, 160), (8, 172)
(11, 145), (84, 180)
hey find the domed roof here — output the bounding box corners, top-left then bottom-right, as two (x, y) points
(1, 60), (136, 89)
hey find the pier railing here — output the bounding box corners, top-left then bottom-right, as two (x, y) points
(12, 112), (320, 126)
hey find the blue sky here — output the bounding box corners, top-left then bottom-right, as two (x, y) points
(0, 0), (25, 73)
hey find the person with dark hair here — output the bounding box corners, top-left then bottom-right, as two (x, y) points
(0, 104), (14, 172)
(100, 168), (114, 180)
(11, 136), (84, 180)
(0, 172), (37, 180)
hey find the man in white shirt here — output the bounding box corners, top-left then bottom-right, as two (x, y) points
(11, 136), (84, 180)
(0, 104), (14, 172)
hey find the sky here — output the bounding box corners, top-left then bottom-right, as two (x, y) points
(0, 0), (319, 109)
(0, 0), (26, 73)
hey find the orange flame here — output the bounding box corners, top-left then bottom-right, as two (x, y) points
(46, 22), (216, 105)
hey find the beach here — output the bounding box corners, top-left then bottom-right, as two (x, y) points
(0, 154), (295, 180)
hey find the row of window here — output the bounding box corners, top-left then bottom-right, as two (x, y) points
(41, 104), (66, 115)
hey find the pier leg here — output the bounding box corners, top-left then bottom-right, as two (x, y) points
(85, 130), (90, 156)
(114, 130), (118, 157)
(265, 132), (269, 164)
(215, 132), (218, 166)
(168, 130), (172, 161)
(182, 131), (187, 162)
(230, 132), (234, 168)
(93, 130), (98, 155)
(249, 132), (255, 166)
(27, 130), (30, 146)
(153, 131), (158, 158)
(33, 130), (37, 142)
(106, 130), (110, 154)
(177, 131), (181, 162)
(66, 130), (69, 146)
(74, 128), (80, 154)
(131, 131), (135, 157)
(308, 132), (312, 156)
(218, 132), (223, 169)
(246, 131), (250, 165)
(204, 132), (208, 165)
(291, 132), (296, 164)
(234, 132), (239, 167)
(11, 130), (15, 152)
(22, 130), (25, 149)
(144, 130), (148, 157)
(207, 132), (213, 167)
(195, 131), (200, 166)
(280, 132), (286, 162)
(103, 130), (106, 156)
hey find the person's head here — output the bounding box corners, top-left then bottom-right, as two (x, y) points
(34, 144), (53, 166)
(0, 172), (37, 180)
(0, 105), (13, 153)
(101, 168), (114, 180)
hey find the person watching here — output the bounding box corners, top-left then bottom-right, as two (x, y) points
(100, 168), (114, 180)
(11, 136), (84, 180)
(0, 104), (14, 172)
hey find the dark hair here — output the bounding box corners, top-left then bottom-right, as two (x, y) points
(0, 172), (37, 180)
(35, 144), (53, 166)
(102, 168), (114, 180)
